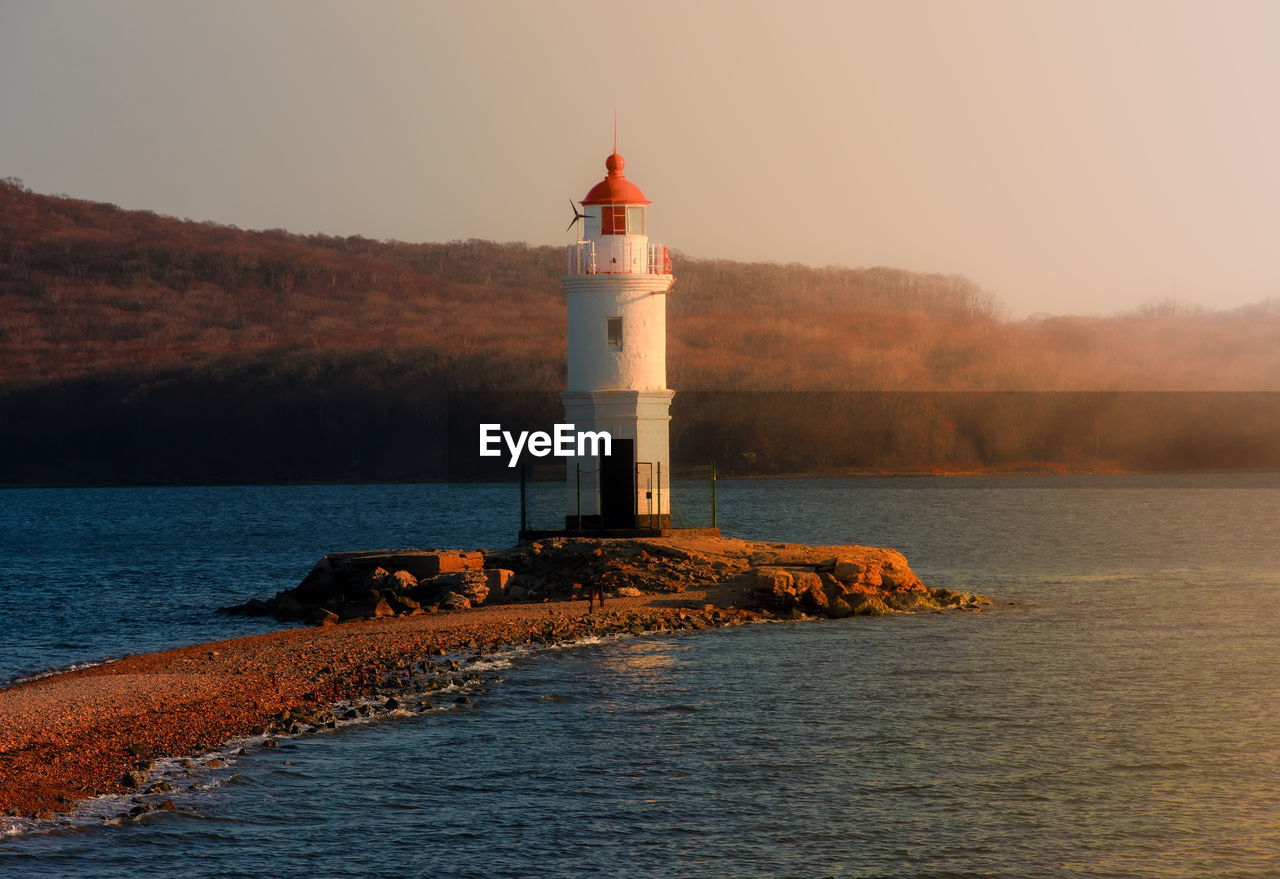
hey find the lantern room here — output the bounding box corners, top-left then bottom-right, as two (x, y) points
(568, 152), (671, 277)
(583, 152), (650, 236)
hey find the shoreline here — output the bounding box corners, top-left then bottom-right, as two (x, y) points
(0, 594), (767, 822)
(1, 535), (988, 823)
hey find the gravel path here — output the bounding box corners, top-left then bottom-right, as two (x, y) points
(0, 593), (741, 819)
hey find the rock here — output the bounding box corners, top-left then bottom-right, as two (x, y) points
(273, 595), (310, 620)
(387, 593), (421, 614)
(120, 770), (146, 789)
(234, 538), (955, 631)
(388, 569), (418, 591)
(750, 567), (794, 592)
(884, 591), (938, 612)
(486, 568), (514, 595)
(440, 592), (472, 611)
(848, 594), (891, 616)
(831, 558), (862, 582)
(306, 608), (339, 626)
(832, 557), (883, 587)
(439, 571), (490, 605)
(748, 567), (797, 610)
(363, 567), (392, 590)
(159, 800), (177, 811)
(430, 571), (489, 605)
(421, 551), (484, 575)
(793, 572), (829, 614)
(217, 596), (273, 616)
(828, 598), (854, 619)
(339, 598), (394, 620)
(290, 550), (483, 608)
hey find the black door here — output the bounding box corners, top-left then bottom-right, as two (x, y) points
(599, 439), (635, 529)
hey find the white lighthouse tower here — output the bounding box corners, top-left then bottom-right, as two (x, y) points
(562, 150), (674, 530)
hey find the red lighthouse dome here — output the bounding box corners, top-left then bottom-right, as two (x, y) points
(582, 152), (651, 206)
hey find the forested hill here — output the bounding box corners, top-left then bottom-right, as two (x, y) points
(6, 177), (1280, 393)
(3, 178), (1279, 483)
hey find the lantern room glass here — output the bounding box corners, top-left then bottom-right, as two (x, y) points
(626, 206), (646, 235)
(602, 205), (646, 235)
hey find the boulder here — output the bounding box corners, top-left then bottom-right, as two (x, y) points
(289, 559), (342, 604)
(616, 586), (642, 597)
(306, 608), (339, 627)
(793, 572), (829, 614)
(388, 569), (418, 592)
(485, 568), (514, 595)
(363, 567), (392, 590)
(217, 597), (272, 617)
(505, 584), (529, 601)
(462, 582), (490, 606)
(847, 594), (891, 616)
(827, 598), (854, 619)
(434, 571), (489, 606)
(440, 592), (472, 612)
(120, 770), (146, 789)
(274, 594), (310, 620)
(832, 557), (883, 587)
(339, 598), (394, 620)
(747, 567), (798, 611)
(419, 551), (484, 575)
(387, 593), (421, 615)
(831, 558), (862, 582)
(750, 567), (794, 592)
(884, 591), (938, 612)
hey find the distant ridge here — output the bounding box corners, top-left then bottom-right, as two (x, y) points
(5, 177), (1279, 393)
(3, 179), (1280, 483)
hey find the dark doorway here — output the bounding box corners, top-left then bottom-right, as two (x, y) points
(599, 438), (635, 529)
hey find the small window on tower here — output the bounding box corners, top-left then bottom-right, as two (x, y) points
(607, 317), (623, 348)
(626, 206), (645, 235)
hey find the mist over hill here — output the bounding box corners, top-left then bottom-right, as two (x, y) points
(3, 178), (1279, 483)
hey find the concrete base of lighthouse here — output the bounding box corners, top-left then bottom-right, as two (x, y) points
(518, 526), (722, 540)
(559, 388), (674, 531)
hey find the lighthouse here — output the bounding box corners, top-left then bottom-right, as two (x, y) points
(562, 151), (674, 530)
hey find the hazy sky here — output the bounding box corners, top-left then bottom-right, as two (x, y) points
(3, 0), (1278, 317)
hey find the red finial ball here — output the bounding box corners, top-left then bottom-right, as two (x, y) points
(606, 152), (624, 174)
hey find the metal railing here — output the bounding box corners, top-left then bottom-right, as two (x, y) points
(566, 240), (598, 275)
(565, 240), (671, 276)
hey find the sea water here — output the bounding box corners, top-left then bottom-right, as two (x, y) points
(2, 475), (1279, 877)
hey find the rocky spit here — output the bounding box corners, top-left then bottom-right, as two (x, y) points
(221, 535), (989, 623)
(1, 536), (987, 822)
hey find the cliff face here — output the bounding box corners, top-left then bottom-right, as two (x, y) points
(223, 536), (989, 624)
